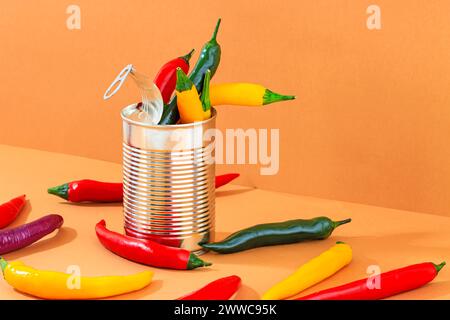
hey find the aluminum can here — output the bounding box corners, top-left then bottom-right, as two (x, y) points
(122, 103), (216, 254)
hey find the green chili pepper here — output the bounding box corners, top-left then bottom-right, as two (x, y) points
(159, 18), (222, 125)
(201, 217), (352, 254)
(200, 69), (212, 111)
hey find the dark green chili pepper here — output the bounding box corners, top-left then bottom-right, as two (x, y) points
(188, 19), (222, 92)
(201, 217), (351, 254)
(159, 18), (222, 125)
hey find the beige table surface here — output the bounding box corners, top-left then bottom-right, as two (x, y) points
(0, 144), (449, 300)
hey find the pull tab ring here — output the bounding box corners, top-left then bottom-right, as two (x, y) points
(103, 64), (134, 100)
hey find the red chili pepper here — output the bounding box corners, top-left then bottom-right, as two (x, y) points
(0, 195), (26, 229)
(297, 262), (446, 300)
(215, 173), (240, 189)
(95, 220), (211, 270)
(177, 275), (241, 300)
(155, 49), (195, 103)
(48, 180), (123, 203)
(124, 229), (183, 248)
(48, 174), (239, 203)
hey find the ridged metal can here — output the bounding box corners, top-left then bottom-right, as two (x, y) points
(121, 103), (216, 254)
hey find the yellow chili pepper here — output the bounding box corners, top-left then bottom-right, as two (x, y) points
(175, 68), (211, 123)
(209, 83), (295, 106)
(0, 257), (153, 299)
(262, 242), (352, 300)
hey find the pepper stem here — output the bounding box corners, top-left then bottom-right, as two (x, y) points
(333, 218), (352, 229)
(187, 253), (212, 270)
(434, 261), (446, 273)
(211, 18), (222, 42)
(175, 68), (194, 92)
(263, 89), (296, 105)
(201, 70), (212, 111)
(0, 257), (8, 273)
(181, 49), (195, 62)
(47, 183), (69, 200)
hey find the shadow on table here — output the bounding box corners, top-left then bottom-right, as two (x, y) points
(216, 187), (254, 198)
(113, 281), (260, 300)
(4, 227), (78, 260)
(388, 280), (450, 300)
(59, 202), (123, 208)
(110, 280), (164, 300)
(235, 284), (260, 300)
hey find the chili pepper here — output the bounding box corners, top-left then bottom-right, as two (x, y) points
(0, 195), (26, 229)
(215, 173), (239, 188)
(262, 242), (352, 300)
(48, 179), (124, 203)
(0, 214), (63, 254)
(210, 83), (295, 106)
(96, 220), (211, 270)
(177, 275), (241, 300)
(201, 216), (351, 254)
(0, 257), (153, 299)
(297, 261), (446, 300)
(200, 69), (212, 111)
(154, 49), (195, 103)
(159, 18), (222, 125)
(48, 173), (239, 203)
(123, 231), (184, 251)
(175, 68), (211, 123)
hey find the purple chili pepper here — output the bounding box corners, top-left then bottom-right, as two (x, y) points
(0, 214), (64, 254)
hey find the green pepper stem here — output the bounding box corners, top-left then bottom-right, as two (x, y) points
(175, 68), (194, 92)
(0, 257), (8, 272)
(187, 253), (212, 270)
(181, 49), (195, 62)
(333, 218), (352, 229)
(47, 183), (69, 200)
(211, 18), (222, 42)
(263, 89), (296, 105)
(434, 261), (446, 273)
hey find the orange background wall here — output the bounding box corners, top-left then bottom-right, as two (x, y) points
(1, 1), (450, 216)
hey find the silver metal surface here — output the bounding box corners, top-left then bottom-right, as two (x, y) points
(122, 103), (216, 254)
(104, 64), (133, 100)
(105, 65), (164, 124)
